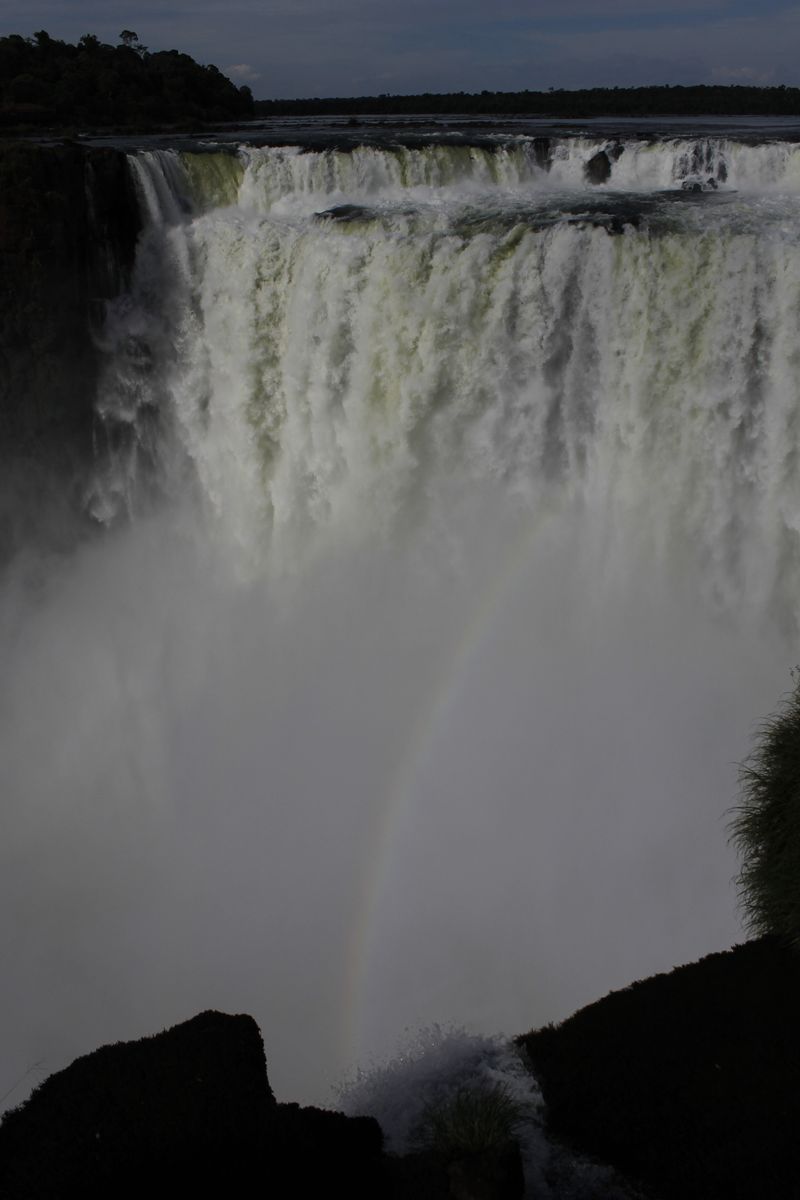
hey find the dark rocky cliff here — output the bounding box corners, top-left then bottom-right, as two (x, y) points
(0, 140), (140, 555)
(0, 1011), (398, 1199)
(518, 937), (800, 1200)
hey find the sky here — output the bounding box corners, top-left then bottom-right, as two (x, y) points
(1, 0), (799, 99)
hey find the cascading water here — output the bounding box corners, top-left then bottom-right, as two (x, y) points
(1, 128), (797, 1120)
(98, 139), (800, 614)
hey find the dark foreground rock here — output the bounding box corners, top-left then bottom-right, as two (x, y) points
(0, 1011), (276, 1198)
(379, 1146), (524, 1200)
(2, 1009), (540, 1200)
(272, 1100), (386, 1195)
(448, 1144), (525, 1200)
(517, 937), (800, 1200)
(0, 1007), (536, 1199)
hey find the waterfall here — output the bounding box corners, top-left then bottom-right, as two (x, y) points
(2, 129), (797, 1113)
(99, 141), (800, 624)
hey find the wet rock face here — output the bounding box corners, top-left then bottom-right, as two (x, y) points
(0, 141), (140, 555)
(0, 141), (140, 449)
(584, 148), (612, 184)
(531, 137), (552, 171)
(583, 144), (624, 185)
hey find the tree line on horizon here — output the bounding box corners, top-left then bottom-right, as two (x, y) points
(255, 83), (800, 119)
(0, 30), (254, 130)
(3, 33), (799, 131)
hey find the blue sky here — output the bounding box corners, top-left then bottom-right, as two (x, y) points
(2, 1), (798, 98)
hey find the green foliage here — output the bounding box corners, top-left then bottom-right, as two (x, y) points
(411, 1083), (528, 1155)
(0, 29), (254, 130)
(730, 674), (800, 945)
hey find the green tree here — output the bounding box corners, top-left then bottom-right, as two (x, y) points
(0, 30), (252, 127)
(730, 673), (800, 945)
(9, 74), (46, 105)
(118, 30), (146, 57)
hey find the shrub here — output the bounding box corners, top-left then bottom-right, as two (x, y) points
(411, 1082), (528, 1156)
(730, 674), (800, 945)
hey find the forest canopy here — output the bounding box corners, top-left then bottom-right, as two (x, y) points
(255, 84), (800, 118)
(4, 30), (800, 131)
(0, 30), (254, 130)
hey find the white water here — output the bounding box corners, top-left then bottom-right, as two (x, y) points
(2, 134), (797, 1116)
(338, 1026), (629, 1196)
(233, 137), (800, 209)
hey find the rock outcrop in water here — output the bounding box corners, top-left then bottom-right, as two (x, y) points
(584, 143), (624, 185)
(584, 148), (612, 184)
(0, 140), (139, 554)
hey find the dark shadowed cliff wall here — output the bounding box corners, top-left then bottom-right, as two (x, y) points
(0, 141), (140, 555)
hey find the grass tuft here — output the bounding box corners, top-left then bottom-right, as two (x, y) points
(730, 672), (800, 946)
(411, 1082), (529, 1156)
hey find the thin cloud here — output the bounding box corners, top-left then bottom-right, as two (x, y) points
(226, 63), (262, 82)
(711, 64), (777, 83)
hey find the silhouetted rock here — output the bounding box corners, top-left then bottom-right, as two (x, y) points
(273, 1102), (384, 1196)
(384, 1149), (451, 1198)
(379, 1143), (525, 1200)
(517, 938), (800, 1199)
(447, 1143), (524, 1200)
(0, 1010), (273, 1198)
(0, 1011), (392, 1198)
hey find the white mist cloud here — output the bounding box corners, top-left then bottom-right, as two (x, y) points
(226, 63), (262, 82)
(0, 483), (785, 1111)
